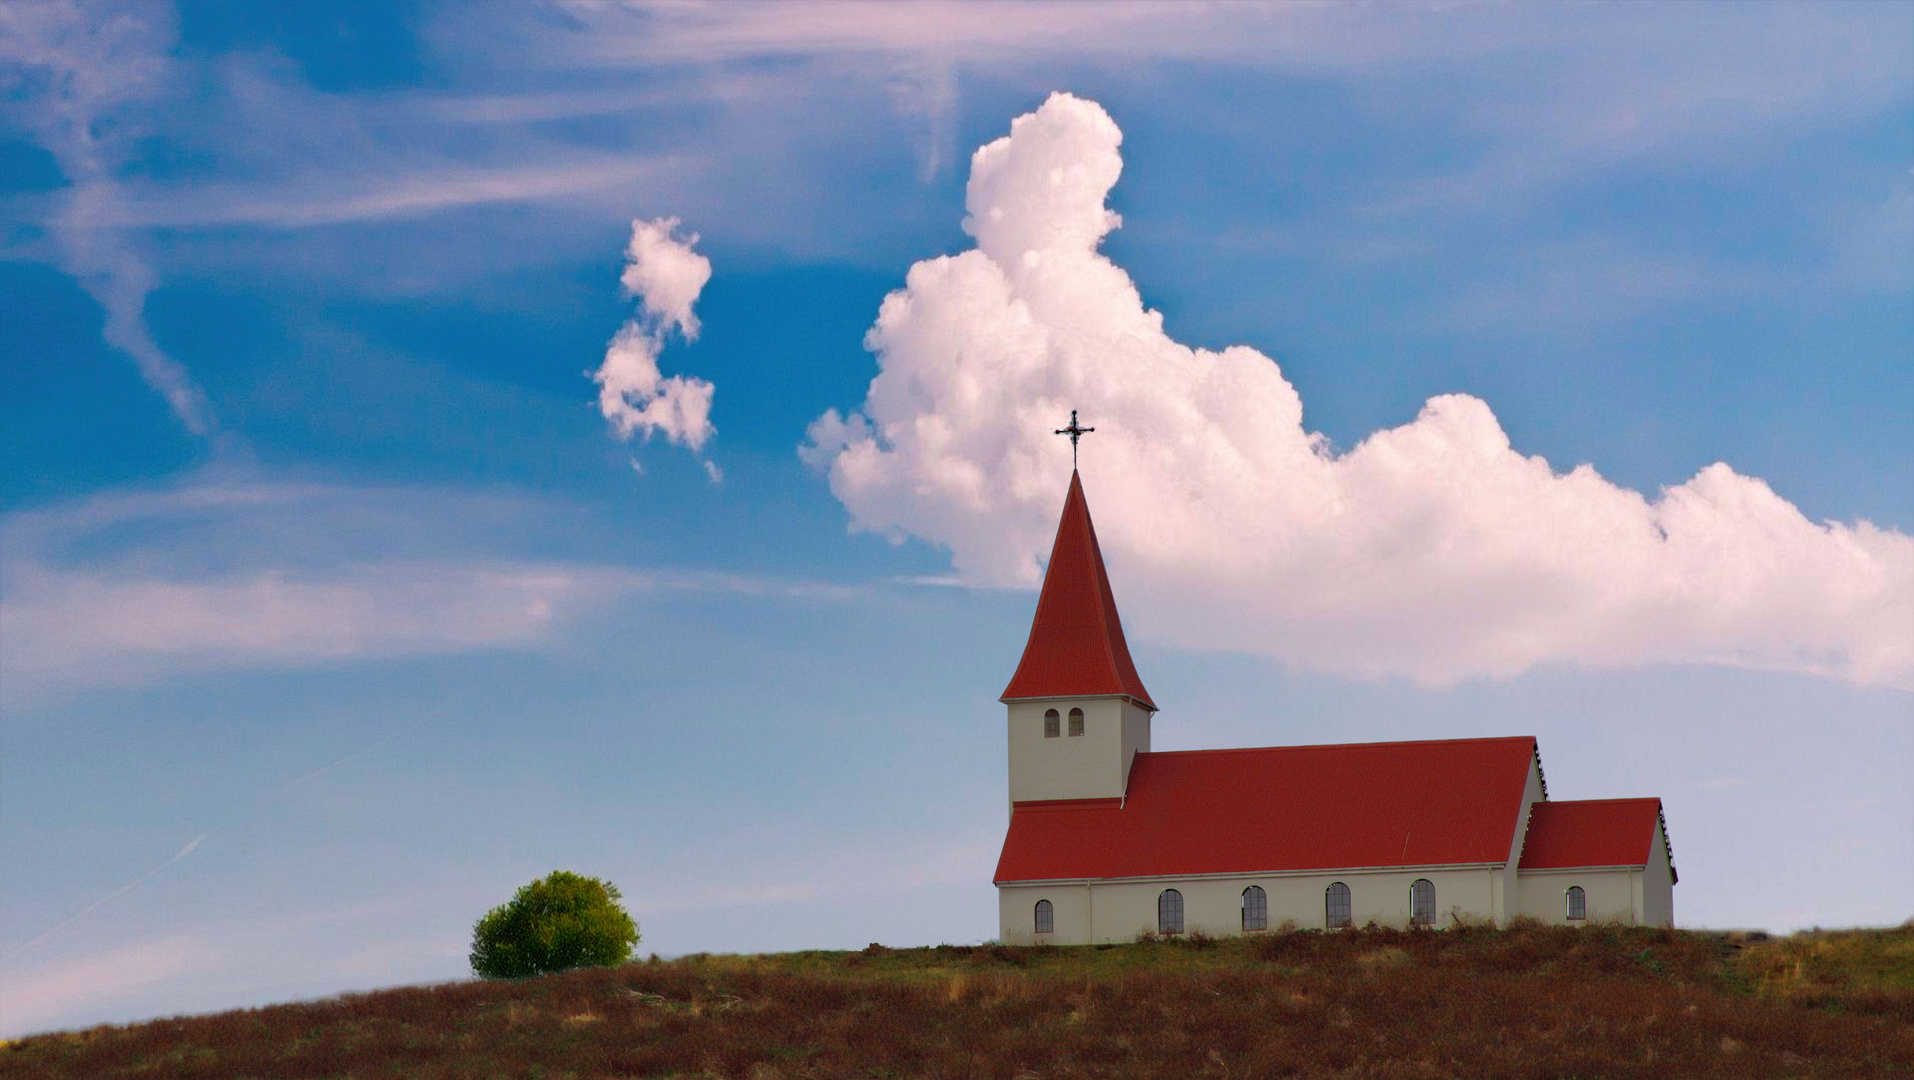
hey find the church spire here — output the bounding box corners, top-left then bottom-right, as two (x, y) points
(1000, 469), (1157, 710)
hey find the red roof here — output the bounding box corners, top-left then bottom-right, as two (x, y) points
(1519, 798), (1666, 871)
(1000, 471), (1156, 709)
(994, 737), (1538, 883)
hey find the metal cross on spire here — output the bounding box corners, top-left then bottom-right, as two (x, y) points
(1054, 409), (1095, 468)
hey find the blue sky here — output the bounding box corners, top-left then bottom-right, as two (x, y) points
(2, 0), (1910, 1036)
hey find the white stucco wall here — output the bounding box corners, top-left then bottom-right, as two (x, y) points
(1000, 866), (1501, 945)
(1513, 868), (1637, 925)
(1642, 822), (1675, 928)
(1495, 753), (1548, 924)
(1005, 696), (1152, 804)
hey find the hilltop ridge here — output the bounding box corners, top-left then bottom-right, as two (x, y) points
(4, 922), (1910, 1079)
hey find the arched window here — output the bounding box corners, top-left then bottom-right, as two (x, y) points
(1242, 885), (1267, 931)
(1035, 899), (1054, 934)
(1043, 709), (1060, 738)
(1325, 882), (1352, 929)
(1409, 879), (1436, 927)
(1068, 707), (1085, 737)
(1158, 889), (1184, 934)
(1565, 886), (1586, 921)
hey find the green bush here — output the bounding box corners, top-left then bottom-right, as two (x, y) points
(470, 870), (640, 979)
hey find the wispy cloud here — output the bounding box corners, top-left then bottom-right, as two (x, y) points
(535, 1), (1395, 66)
(405, 71), (781, 125)
(1434, 237), (1782, 332)
(0, 1), (214, 435)
(102, 157), (678, 231)
(0, 482), (643, 685)
(1827, 169), (1914, 295)
(624, 830), (997, 916)
(0, 935), (217, 1037)
(0, 559), (636, 682)
(1366, 5), (1913, 220)
(0, 886), (480, 1037)
(14, 1), (1902, 326)
(536, 1), (1911, 201)
(0, 477), (868, 693)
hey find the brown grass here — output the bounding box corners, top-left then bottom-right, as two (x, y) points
(3, 922), (1910, 1079)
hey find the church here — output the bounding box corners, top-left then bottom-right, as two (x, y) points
(993, 465), (1677, 944)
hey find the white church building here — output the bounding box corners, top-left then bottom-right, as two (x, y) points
(994, 469), (1677, 944)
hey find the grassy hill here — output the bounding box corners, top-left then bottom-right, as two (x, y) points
(4, 922), (1910, 1079)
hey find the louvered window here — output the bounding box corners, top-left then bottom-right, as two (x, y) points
(1325, 882), (1352, 929)
(1068, 707), (1085, 736)
(1241, 886), (1267, 931)
(1043, 709), (1060, 738)
(1565, 886), (1586, 921)
(1409, 879), (1436, 927)
(1035, 899), (1054, 934)
(1158, 889), (1184, 934)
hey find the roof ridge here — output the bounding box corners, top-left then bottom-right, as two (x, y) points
(1536, 796), (1663, 806)
(1083, 479), (1125, 696)
(1139, 735), (1536, 758)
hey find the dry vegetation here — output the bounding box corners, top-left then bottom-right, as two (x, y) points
(4, 921), (1910, 1079)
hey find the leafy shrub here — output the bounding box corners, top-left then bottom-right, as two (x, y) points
(470, 870), (639, 979)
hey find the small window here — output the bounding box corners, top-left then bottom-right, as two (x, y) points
(1043, 709), (1060, 738)
(1409, 879), (1436, 927)
(1565, 886), (1586, 921)
(1068, 707), (1085, 737)
(1158, 889), (1184, 934)
(1242, 885), (1267, 931)
(1325, 882), (1352, 929)
(1035, 899), (1054, 934)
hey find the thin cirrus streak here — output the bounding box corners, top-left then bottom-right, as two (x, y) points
(2, 834), (212, 963)
(89, 157), (676, 231)
(2, 696), (466, 963)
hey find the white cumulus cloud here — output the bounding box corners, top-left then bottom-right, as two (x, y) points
(591, 217), (718, 461)
(803, 92), (1914, 689)
(620, 215), (713, 338)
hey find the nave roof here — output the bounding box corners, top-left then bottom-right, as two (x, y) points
(996, 735), (1541, 883)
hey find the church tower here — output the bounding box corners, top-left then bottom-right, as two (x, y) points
(1001, 469), (1157, 804)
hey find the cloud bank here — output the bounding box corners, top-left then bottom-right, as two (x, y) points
(0, 479), (869, 695)
(0, 561), (621, 683)
(591, 217), (719, 466)
(0, 482), (623, 690)
(804, 93), (1914, 688)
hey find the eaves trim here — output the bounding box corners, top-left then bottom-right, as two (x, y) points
(999, 692), (1157, 712)
(1515, 864), (1647, 875)
(995, 861), (1507, 888)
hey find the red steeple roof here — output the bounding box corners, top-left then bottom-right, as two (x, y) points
(1000, 471), (1156, 710)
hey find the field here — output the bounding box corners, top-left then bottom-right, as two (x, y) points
(4, 921), (1910, 1079)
